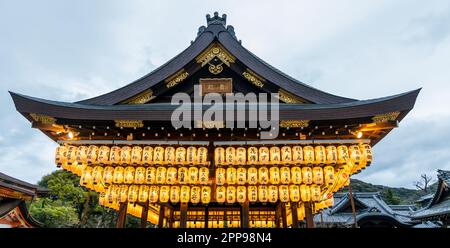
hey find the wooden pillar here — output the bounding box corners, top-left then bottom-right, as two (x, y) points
(304, 202), (315, 228)
(291, 202), (299, 228)
(116, 202), (128, 228)
(180, 202), (188, 228)
(168, 208), (174, 228)
(275, 203), (281, 228)
(348, 184), (358, 228)
(281, 203), (287, 228)
(158, 205), (165, 228)
(140, 202), (149, 228)
(204, 207), (209, 228)
(241, 200), (250, 228)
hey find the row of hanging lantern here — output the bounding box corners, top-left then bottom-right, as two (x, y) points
(98, 196), (160, 224)
(55, 145), (210, 167)
(214, 144), (372, 167)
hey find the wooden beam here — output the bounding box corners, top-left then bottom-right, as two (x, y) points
(241, 201), (250, 228)
(281, 203), (287, 228)
(180, 202), (188, 228)
(304, 202), (315, 228)
(158, 205), (165, 228)
(116, 202), (128, 228)
(291, 202), (299, 228)
(140, 201), (149, 228)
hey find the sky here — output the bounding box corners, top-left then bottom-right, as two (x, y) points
(1, 0), (449, 188)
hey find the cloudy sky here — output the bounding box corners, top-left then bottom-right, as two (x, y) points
(1, 0), (449, 188)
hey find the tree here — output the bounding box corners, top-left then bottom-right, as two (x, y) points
(384, 189), (400, 205)
(414, 174), (434, 193)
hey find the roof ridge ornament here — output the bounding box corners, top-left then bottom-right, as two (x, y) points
(206, 12), (226, 26)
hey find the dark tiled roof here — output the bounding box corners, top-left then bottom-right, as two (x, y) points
(0, 172), (49, 197)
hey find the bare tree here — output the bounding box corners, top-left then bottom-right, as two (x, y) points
(414, 174), (434, 193)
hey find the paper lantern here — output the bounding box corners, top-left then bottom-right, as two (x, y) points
(236, 186), (246, 203)
(303, 146), (315, 164)
(280, 167), (291, 184)
(248, 186), (258, 202)
(199, 167), (209, 184)
(55, 146), (67, 166)
(97, 146), (110, 165)
(197, 147), (208, 164)
(186, 146), (197, 164)
(258, 167), (269, 184)
(87, 145), (99, 164)
(74, 162), (87, 177)
(291, 167), (302, 184)
(215, 147), (225, 165)
(310, 185), (321, 202)
(247, 147), (258, 164)
(160, 186), (170, 203)
(270, 147), (281, 164)
(138, 185), (149, 202)
(124, 166), (135, 184)
(215, 168), (226, 185)
(66, 145), (77, 165)
(226, 167), (237, 185)
(113, 166), (124, 184)
(92, 166), (104, 185)
(170, 186), (180, 203)
(175, 147), (186, 164)
(109, 146), (121, 165)
(127, 185), (139, 203)
(188, 167), (199, 184)
(226, 186), (236, 203)
(281, 146), (292, 164)
(359, 144), (373, 165)
(118, 185), (128, 203)
(142, 146), (153, 165)
(75, 146), (88, 164)
(131, 146), (142, 165)
(178, 167), (189, 184)
(348, 145), (361, 166)
(149, 186), (159, 203)
(153, 146), (164, 164)
(106, 185), (120, 203)
(325, 195), (334, 207)
(99, 192), (106, 206)
(166, 167), (178, 184)
(145, 167), (156, 184)
(312, 167), (324, 185)
(279, 185), (289, 202)
(247, 167), (258, 185)
(216, 186), (226, 203)
(268, 185), (278, 203)
(337, 145), (349, 164)
(236, 147), (246, 164)
(314, 146), (326, 164)
(102, 166), (114, 185)
(201, 186), (211, 204)
(323, 166), (335, 185)
(189, 186), (200, 204)
(80, 166), (93, 186)
(225, 147), (235, 165)
(300, 185), (311, 202)
(269, 167), (280, 184)
(180, 186), (190, 203)
(156, 167), (167, 184)
(289, 185), (300, 202)
(258, 186), (268, 202)
(259, 147), (270, 164)
(134, 167), (146, 184)
(326, 146), (337, 164)
(302, 167), (313, 185)
(236, 167), (247, 185)
(165, 147), (175, 164)
(292, 146), (303, 164)
(120, 146), (132, 165)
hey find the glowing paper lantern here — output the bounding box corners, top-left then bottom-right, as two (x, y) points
(156, 167), (167, 184)
(237, 186), (246, 203)
(118, 185), (128, 203)
(201, 186), (211, 204)
(170, 186), (180, 203)
(236, 147), (246, 164)
(259, 147), (270, 164)
(314, 146), (326, 164)
(215, 168), (226, 185)
(279, 185), (289, 202)
(280, 167), (291, 184)
(145, 167), (156, 184)
(300, 185), (311, 202)
(289, 185), (300, 202)
(303, 146), (315, 164)
(269, 167), (280, 184)
(55, 146), (67, 166)
(106, 185), (120, 203)
(131, 146), (142, 165)
(149, 186), (159, 203)
(359, 144), (373, 165)
(226, 167), (237, 185)
(226, 186), (236, 203)
(120, 146), (132, 165)
(165, 147), (175, 164)
(323, 166), (335, 185)
(291, 167), (302, 184)
(258, 167), (269, 184)
(248, 186), (258, 202)
(197, 147), (208, 164)
(247, 147), (258, 164)
(127, 185), (139, 203)
(190, 185), (200, 203)
(142, 146), (153, 165)
(258, 186), (268, 202)
(159, 186), (170, 203)
(76, 146), (88, 164)
(109, 146), (121, 165)
(225, 147), (235, 165)
(92, 166), (104, 185)
(270, 147), (281, 164)
(138, 185), (149, 202)
(312, 167), (324, 185)
(188, 167), (199, 184)
(166, 167), (178, 184)
(87, 145), (99, 164)
(325, 195), (334, 207)
(113, 166), (125, 184)
(180, 186), (190, 203)
(186, 146), (197, 164)
(292, 146), (303, 164)
(310, 185), (321, 202)
(348, 145), (361, 166)
(216, 186), (226, 203)
(337, 145), (349, 164)
(153, 147), (164, 164)
(281, 146), (292, 164)
(66, 145), (77, 165)
(302, 167), (313, 185)
(80, 166), (93, 186)
(178, 167), (189, 184)
(102, 166), (114, 185)
(134, 167), (146, 184)
(124, 166), (135, 184)
(268, 185), (278, 203)
(236, 167), (247, 185)
(326, 146), (337, 164)
(215, 147), (225, 165)
(98, 146), (110, 165)
(199, 167), (209, 184)
(99, 192), (106, 206)
(175, 147), (186, 164)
